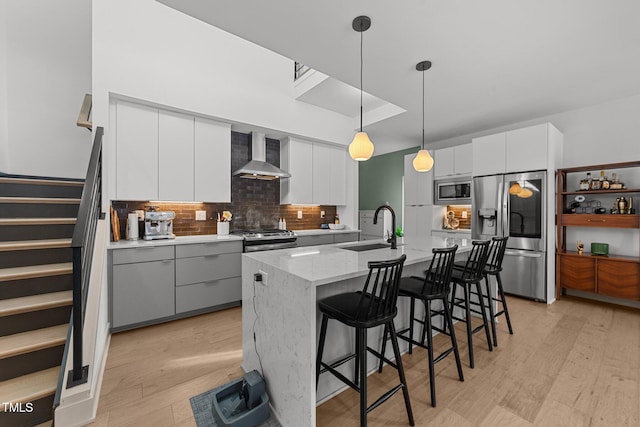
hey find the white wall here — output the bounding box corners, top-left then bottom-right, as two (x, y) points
(0, 2), (9, 172)
(3, 0), (92, 178)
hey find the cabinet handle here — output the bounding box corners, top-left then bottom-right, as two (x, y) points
(586, 219), (606, 222)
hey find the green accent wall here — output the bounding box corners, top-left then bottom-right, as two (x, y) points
(358, 147), (419, 230)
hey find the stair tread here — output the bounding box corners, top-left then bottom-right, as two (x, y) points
(0, 196), (81, 204)
(0, 217), (76, 225)
(0, 366), (59, 411)
(0, 324), (68, 359)
(0, 239), (72, 252)
(0, 177), (83, 187)
(0, 263), (72, 282)
(0, 291), (72, 317)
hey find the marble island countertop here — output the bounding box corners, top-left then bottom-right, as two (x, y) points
(243, 235), (472, 287)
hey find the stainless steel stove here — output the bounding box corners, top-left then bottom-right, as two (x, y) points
(232, 229), (297, 252)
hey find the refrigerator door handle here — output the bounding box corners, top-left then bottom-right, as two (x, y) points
(504, 249), (542, 258)
(501, 177), (508, 238)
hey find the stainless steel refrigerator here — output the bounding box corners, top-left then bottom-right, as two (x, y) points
(472, 171), (547, 301)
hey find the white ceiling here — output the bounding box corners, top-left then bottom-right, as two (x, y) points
(157, 0), (640, 153)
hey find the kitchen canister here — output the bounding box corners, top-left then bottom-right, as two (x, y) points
(126, 212), (139, 240)
(590, 242), (609, 256)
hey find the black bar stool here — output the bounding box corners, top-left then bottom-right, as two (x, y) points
(379, 245), (463, 407)
(449, 240), (493, 368)
(316, 254), (414, 427)
(478, 237), (513, 346)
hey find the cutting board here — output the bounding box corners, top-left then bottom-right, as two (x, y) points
(111, 206), (120, 241)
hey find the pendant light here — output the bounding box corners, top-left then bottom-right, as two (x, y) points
(413, 60), (434, 172)
(348, 16), (375, 161)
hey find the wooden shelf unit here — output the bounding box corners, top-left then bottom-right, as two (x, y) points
(556, 161), (640, 301)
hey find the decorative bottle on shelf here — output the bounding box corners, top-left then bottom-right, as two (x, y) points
(282, 218), (287, 230)
(278, 218), (283, 230)
(334, 213), (340, 224)
(585, 172), (593, 190)
(590, 172), (601, 190)
(600, 170), (610, 190)
(579, 175), (590, 191)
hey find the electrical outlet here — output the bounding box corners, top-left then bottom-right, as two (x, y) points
(462, 211), (468, 219)
(256, 270), (268, 286)
(195, 210), (206, 221)
(297, 210), (303, 219)
(321, 210), (325, 218)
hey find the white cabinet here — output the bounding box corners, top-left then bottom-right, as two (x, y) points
(159, 111), (194, 201)
(404, 153), (433, 205)
(115, 101), (231, 202)
(472, 123), (562, 176)
(280, 137), (313, 205)
(472, 133), (506, 176)
(404, 205), (432, 238)
(281, 137), (347, 205)
(116, 102), (159, 200)
(434, 144), (472, 178)
(195, 118), (231, 202)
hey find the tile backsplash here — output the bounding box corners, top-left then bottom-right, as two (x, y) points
(111, 131), (338, 239)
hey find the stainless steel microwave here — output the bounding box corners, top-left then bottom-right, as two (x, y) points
(434, 178), (472, 204)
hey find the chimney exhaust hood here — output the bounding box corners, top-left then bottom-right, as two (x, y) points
(233, 132), (291, 180)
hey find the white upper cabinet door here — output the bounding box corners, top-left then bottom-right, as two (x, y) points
(505, 123), (548, 173)
(312, 143), (336, 205)
(194, 118), (231, 202)
(404, 153), (433, 205)
(322, 143), (347, 206)
(454, 143), (473, 175)
(116, 101), (159, 200)
(280, 137), (313, 204)
(434, 147), (455, 178)
(472, 132), (506, 176)
(159, 111), (194, 201)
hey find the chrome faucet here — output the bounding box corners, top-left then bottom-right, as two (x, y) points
(373, 204), (397, 249)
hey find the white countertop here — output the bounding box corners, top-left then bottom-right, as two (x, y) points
(293, 228), (360, 236)
(243, 235), (472, 286)
(107, 234), (244, 249)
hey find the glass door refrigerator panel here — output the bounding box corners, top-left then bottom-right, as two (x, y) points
(504, 171), (546, 252)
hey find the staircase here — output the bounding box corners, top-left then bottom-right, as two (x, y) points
(0, 177), (83, 427)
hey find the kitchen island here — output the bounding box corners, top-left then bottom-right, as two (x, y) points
(241, 236), (472, 427)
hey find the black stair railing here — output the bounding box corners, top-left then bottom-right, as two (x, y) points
(66, 126), (104, 387)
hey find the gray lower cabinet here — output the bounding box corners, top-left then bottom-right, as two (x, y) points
(175, 241), (242, 314)
(111, 246), (176, 328)
(296, 232), (359, 247)
(109, 240), (242, 331)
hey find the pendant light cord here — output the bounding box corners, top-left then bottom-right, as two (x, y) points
(421, 67), (425, 150)
(360, 28), (364, 132)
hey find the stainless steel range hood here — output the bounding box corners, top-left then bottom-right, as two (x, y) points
(233, 132), (291, 180)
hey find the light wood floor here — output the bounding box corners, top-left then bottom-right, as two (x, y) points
(89, 296), (639, 426)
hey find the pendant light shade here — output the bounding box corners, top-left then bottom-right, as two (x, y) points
(349, 131), (375, 161)
(413, 149), (434, 172)
(509, 182), (523, 194)
(518, 187), (533, 198)
(349, 16), (374, 161)
(413, 60), (433, 172)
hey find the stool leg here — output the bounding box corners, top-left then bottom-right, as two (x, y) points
(424, 300), (436, 407)
(442, 297), (464, 382)
(475, 281), (493, 352)
(357, 327), (367, 427)
(378, 323), (389, 373)
(409, 296), (416, 354)
(463, 283), (475, 368)
(388, 321), (415, 426)
(355, 327), (361, 387)
(496, 272), (513, 334)
(316, 315), (329, 389)
(484, 275), (498, 347)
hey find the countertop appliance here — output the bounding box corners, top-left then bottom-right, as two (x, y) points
(434, 177), (472, 205)
(232, 229), (297, 252)
(143, 210), (176, 240)
(472, 171), (547, 301)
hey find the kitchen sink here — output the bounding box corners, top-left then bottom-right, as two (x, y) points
(341, 243), (392, 252)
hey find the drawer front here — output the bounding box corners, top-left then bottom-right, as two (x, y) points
(559, 255), (595, 292)
(112, 246), (174, 265)
(175, 253), (241, 286)
(597, 260), (640, 300)
(297, 234), (334, 247)
(333, 232), (359, 243)
(175, 241), (243, 258)
(112, 260), (175, 328)
(176, 277), (241, 314)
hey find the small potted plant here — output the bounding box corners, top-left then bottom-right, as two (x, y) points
(217, 211), (232, 235)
